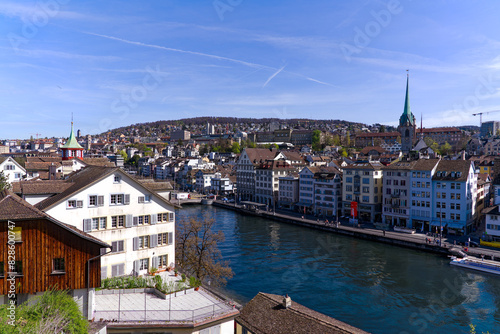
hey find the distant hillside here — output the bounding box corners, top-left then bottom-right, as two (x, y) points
(103, 117), (378, 137)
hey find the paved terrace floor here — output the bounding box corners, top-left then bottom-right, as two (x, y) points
(93, 287), (237, 324)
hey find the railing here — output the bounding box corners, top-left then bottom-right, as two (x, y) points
(94, 302), (234, 323)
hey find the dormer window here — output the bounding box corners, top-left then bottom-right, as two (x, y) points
(114, 175), (121, 183)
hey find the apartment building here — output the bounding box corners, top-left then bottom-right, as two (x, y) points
(431, 160), (477, 234)
(236, 148), (279, 201)
(408, 159), (440, 231)
(35, 166), (176, 278)
(278, 173), (299, 210)
(255, 160), (293, 207)
(382, 161), (418, 228)
(342, 162), (384, 222)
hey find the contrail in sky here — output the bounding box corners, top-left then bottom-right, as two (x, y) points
(263, 65), (286, 88)
(82, 31), (333, 87)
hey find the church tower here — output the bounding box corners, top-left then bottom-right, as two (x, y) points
(61, 122), (84, 160)
(398, 72), (416, 154)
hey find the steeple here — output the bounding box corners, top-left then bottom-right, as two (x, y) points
(399, 71), (415, 126)
(61, 122), (84, 160)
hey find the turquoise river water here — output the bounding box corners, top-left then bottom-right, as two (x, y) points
(176, 205), (500, 334)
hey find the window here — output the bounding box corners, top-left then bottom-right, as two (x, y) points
(114, 175), (121, 183)
(362, 178), (370, 184)
(52, 258), (65, 273)
(89, 195), (97, 207)
(111, 264), (125, 277)
(456, 183), (461, 190)
(158, 255), (168, 268)
(67, 199), (83, 209)
(100, 217), (107, 229)
(111, 240), (125, 253)
(456, 214), (460, 220)
(111, 215), (125, 228)
(12, 227), (22, 243)
(362, 187), (369, 193)
(456, 194), (461, 200)
(4, 165), (14, 170)
(158, 232), (173, 245)
(12, 261), (22, 276)
(362, 196), (369, 202)
(92, 218), (99, 230)
(139, 258), (149, 271)
(456, 204), (461, 210)
(138, 236), (149, 249)
(110, 194), (123, 205)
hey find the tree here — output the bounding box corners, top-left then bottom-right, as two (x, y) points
(379, 125), (386, 133)
(0, 288), (88, 333)
(231, 142), (241, 154)
(440, 142), (452, 156)
(312, 130), (322, 151)
(118, 150), (128, 161)
(176, 216), (233, 287)
(0, 171), (11, 191)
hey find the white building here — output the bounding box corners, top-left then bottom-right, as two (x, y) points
(236, 148), (280, 201)
(211, 172), (234, 195)
(35, 166), (177, 278)
(408, 159), (440, 231)
(311, 166), (342, 218)
(431, 160), (477, 235)
(0, 156), (26, 183)
(298, 166), (315, 213)
(195, 169), (215, 193)
(255, 160), (293, 207)
(382, 161), (418, 228)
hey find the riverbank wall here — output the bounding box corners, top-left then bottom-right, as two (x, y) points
(212, 201), (452, 256)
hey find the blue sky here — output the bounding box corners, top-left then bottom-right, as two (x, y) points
(1, 0), (500, 139)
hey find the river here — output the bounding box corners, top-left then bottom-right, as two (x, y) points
(176, 205), (500, 334)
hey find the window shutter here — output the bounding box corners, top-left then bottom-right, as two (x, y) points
(138, 196), (145, 204)
(101, 266), (107, 280)
(111, 241), (118, 252)
(133, 237), (139, 251)
(150, 234), (158, 248)
(133, 216), (138, 226)
(124, 194), (130, 205)
(100, 248), (106, 255)
(152, 256), (158, 269)
(76, 200), (83, 208)
(133, 260), (139, 276)
(83, 219), (92, 232)
(111, 265), (118, 277)
(118, 240), (124, 252)
(151, 214), (157, 225)
(168, 232), (173, 245)
(98, 195), (104, 206)
(169, 212), (174, 222)
(125, 214), (133, 228)
(118, 263), (125, 276)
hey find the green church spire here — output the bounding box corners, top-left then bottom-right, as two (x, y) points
(61, 122), (83, 149)
(399, 71), (415, 126)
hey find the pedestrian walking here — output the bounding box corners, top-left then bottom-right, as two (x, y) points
(383, 230), (385, 236)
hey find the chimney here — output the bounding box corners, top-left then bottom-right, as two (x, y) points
(282, 294), (291, 309)
(462, 150), (466, 160)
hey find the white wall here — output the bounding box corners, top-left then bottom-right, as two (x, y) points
(45, 172), (176, 277)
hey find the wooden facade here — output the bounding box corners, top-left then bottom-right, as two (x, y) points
(0, 218), (104, 295)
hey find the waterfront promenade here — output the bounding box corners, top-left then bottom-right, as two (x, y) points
(213, 201), (500, 261)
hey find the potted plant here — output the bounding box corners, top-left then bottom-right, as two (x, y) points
(181, 273), (186, 282)
(150, 267), (158, 276)
(194, 278), (201, 291)
(174, 268), (178, 276)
